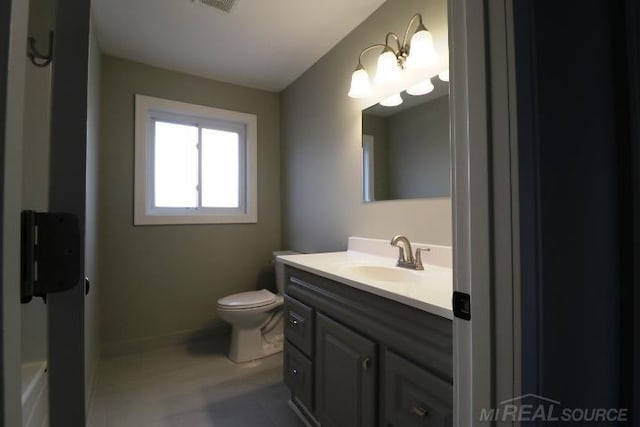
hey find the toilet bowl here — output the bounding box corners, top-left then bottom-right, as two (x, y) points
(217, 290), (284, 363)
(216, 251), (296, 363)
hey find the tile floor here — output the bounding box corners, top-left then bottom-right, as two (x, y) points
(88, 339), (306, 427)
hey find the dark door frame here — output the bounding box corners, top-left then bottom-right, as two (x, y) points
(625, 0), (640, 420)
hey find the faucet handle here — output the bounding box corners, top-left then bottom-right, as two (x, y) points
(414, 247), (431, 270)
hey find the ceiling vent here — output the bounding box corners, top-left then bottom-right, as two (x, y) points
(197, 0), (238, 13)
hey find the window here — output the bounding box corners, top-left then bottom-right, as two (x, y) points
(134, 95), (257, 224)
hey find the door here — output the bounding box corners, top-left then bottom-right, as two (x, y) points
(46, 1), (91, 425)
(4, 0), (93, 423)
(315, 313), (376, 427)
(3, 0), (32, 425)
(0, 0), (16, 423)
(513, 0), (638, 417)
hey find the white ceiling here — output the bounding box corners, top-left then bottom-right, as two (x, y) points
(93, 0), (387, 92)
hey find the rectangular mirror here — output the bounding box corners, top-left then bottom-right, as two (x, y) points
(361, 78), (450, 202)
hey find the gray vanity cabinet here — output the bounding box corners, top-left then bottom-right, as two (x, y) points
(315, 313), (376, 427)
(283, 265), (453, 427)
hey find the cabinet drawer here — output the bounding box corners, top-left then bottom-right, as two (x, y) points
(384, 350), (453, 427)
(284, 296), (314, 356)
(284, 340), (313, 411)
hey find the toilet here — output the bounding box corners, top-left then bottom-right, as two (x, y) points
(216, 251), (296, 363)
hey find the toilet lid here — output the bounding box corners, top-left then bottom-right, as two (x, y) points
(217, 289), (277, 309)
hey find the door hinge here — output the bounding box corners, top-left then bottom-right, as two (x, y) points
(21, 210), (82, 304)
(452, 291), (471, 320)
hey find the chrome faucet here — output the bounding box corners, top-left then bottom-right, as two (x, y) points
(390, 235), (428, 270)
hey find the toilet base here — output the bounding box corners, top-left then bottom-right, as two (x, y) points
(228, 328), (284, 363)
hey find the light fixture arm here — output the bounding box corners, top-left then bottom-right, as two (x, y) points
(353, 13), (429, 68)
(384, 32), (403, 54)
(402, 13), (425, 48)
(356, 43), (387, 66)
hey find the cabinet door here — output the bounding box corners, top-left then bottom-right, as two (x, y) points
(384, 350), (453, 427)
(315, 313), (377, 427)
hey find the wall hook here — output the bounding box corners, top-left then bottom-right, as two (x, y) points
(27, 31), (54, 67)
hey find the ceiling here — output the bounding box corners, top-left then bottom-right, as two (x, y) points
(93, 0), (387, 92)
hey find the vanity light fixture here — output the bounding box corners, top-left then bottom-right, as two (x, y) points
(380, 93), (403, 107)
(348, 13), (438, 98)
(406, 78), (434, 96)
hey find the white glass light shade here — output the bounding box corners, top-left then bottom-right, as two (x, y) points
(406, 29), (438, 69)
(348, 68), (372, 98)
(380, 93), (403, 107)
(374, 50), (401, 84)
(407, 79), (434, 96)
(438, 69), (449, 82)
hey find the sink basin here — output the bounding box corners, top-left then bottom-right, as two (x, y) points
(341, 265), (420, 283)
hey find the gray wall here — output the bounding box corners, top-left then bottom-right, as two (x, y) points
(98, 56), (281, 356)
(281, 0), (451, 253)
(85, 16), (101, 409)
(388, 95), (450, 199)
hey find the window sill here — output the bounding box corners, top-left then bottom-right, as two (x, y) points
(134, 212), (257, 225)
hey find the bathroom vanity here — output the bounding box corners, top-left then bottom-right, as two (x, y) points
(278, 238), (453, 427)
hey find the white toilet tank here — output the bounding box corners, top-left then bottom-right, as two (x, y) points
(272, 251), (297, 294)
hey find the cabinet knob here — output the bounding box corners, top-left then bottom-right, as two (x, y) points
(288, 314), (304, 327)
(361, 357), (371, 371)
(291, 368), (298, 377)
(412, 406), (427, 417)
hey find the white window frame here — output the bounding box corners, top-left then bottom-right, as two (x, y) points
(134, 94), (257, 225)
(362, 134), (375, 202)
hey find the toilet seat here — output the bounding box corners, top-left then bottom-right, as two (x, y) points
(217, 289), (280, 310)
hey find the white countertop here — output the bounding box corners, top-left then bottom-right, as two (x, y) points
(277, 238), (453, 320)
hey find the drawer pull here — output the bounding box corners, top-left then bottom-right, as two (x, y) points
(412, 406), (427, 417)
(291, 368), (299, 377)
